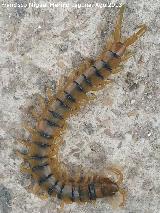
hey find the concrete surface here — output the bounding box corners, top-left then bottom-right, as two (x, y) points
(0, 0), (160, 212)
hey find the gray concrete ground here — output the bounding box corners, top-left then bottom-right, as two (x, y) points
(0, 0), (160, 212)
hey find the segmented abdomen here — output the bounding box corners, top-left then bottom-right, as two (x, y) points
(29, 150), (107, 202)
(23, 52), (120, 202)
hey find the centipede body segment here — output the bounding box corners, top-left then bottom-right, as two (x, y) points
(18, 5), (146, 206)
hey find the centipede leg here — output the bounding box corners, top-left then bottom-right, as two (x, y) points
(91, 79), (112, 91)
(86, 92), (97, 102)
(26, 105), (40, 121)
(75, 58), (94, 76)
(56, 74), (67, 93)
(16, 150), (28, 160)
(111, 65), (123, 74)
(27, 183), (48, 199)
(121, 51), (134, 62)
(114, 168), (123, 185)
(18, 140), (31, 148)
(60, 171), (69, 184)
(45, 86), (55, 103)
(119, 188), (127, 207)
(63, 58), (94, 89)
(36, 94), (46, 109)
(30, 108), (42, 121)
(32, 183), (41, 194)
(20, 164), (32, 174)
(59, 201), (65, 211)
(106, 167), (123, 185)
(22, 123), (36, 135)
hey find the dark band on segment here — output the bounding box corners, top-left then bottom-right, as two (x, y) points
(109, 50), (120, 58)
(38, 173), (53, 185)
(30, 155), (48, 160)
(71, 187), (75, 201)
(32, 163), (49, 171)
(56, 98), (69, 109)
(73, 81), (85, 93)
(78, 186), (82, 201)
(64, 91), (76, 102)
(49, 110), (63, 120)
(57, 185), (65, 199)
(88, 183), (96, 200)
(82, 74), (92, 86)
(92, 66), (104, 79)
(39, 131), (52, 139)
(101, 60), (112, 72)
(45, 119), (60, 127)
(33, 141), (51, 148)
(48, 180), (59, 195)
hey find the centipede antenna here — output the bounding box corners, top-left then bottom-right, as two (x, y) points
(113, 5), (125, 42)
(124, 24), (147, 47)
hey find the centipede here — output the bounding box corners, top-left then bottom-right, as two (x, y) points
(17, 5), (147, 208)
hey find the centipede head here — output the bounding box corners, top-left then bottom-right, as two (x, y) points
(101, 5), (147, 62)
(110, 41), (126, 58)
(112, 5), (147, 55)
